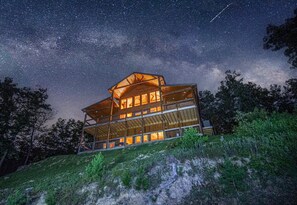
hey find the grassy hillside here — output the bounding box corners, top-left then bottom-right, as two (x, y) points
(1, 112), (297, 205)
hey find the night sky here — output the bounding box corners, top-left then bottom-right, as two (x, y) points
(0, 0), (296, 121)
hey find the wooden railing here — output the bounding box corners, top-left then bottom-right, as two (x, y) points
(84, 98), (196, 127)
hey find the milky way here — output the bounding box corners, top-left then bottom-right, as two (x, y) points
(0, 0), (296, 121)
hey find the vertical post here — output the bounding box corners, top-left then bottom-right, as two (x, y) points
(176, 103), (182, 137)
(93, 117), (99, 150)
(107, 92), (114, 149)
(141, 112), (144, 143)
(78, 113), (87, 153)
(193, 85), (204, 134)
(158, 77), (166, 139)
(124, 119), (128, 146)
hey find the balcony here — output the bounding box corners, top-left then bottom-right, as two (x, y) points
(84, 98), (196, 128)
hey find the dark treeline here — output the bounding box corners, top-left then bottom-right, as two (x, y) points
(0, 78), (83, 175)
(1, 73), (297, 175)
(199, 70), (297, 134)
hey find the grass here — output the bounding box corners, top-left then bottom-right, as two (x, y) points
(1, 111), (297, 204)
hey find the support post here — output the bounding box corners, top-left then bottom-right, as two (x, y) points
(158, 77), (166, 139)
(176, 103), (182, 137)
(78, 113), (87, 153)
(107, 92), (114, 148)
(193, 85), (204, 134)
(124, 119), (128, 146)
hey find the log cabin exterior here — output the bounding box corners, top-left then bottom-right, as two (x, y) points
(78, 72), (212, 153)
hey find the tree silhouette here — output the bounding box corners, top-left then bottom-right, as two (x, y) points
(263, 9), (297, 69)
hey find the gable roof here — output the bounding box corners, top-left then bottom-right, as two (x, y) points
(108, 72), (166, 98)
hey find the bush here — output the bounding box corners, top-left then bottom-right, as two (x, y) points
(85, 153), (105, 179)
(219, 160), (247, 194)
(7, 190), (26, 205)
(135, 166), (149, 190)
(45, 190), (56, 205)
(121, 170), (132, 188)
(180, 127), (208, 148)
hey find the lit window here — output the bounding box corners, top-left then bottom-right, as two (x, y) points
(127, 97), (133, 108)
(142, 94), (148, 105)
(135, 112), (141, 116)
(121, 99), (127, 109)
(151, 133), (158, 141)
(134, 95), (140, 106)
(150, 92), (156, 103)
(103, 143), (107, 149)
(142, 110), (148, 115)
(150, 107), (157, 112)
(158, 132), (164, 140)
(135, 136), (141, 144)
(150, 132), (164, 141)
(109, 142), (115, 148)
(127, 113), (132, 117)
(120, 114), (126, 119)
(156, 91), (161, 101)
(126, 137), (133, 145)
(157, 106), (161, 111)
(143, 135), (149, 142)
(120, 138), (124, 143)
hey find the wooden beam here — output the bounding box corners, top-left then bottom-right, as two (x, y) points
(162, 87), (193, 97)
(107, 91), (114, 148)
(192, 86), (204, 134)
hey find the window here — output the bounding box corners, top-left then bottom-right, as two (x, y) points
(150, 106), (161, 113)
(120, 114), (126, 119)
(134, 95), (140, 106)
(121, 99), (127, 109)
(135, 136), (141, 144)
(142, 94), (148, 105)
(119, 138), (124, 146)
(127, 113), (132, 118)
(150, 107), (157, 113)
(103, 143), (107, 149)
(143, 135), (149, 142)
(150, 132), (164, 141)
(109, 142), (115, 148)
(158, 131), (164, 140)
(156, 91), (161, 101)
(126, 137), (133, 145)
(150, 92), (156, 103)
(151, 132), (158, 141)
(127, 97), (133, 108)
(142, 110), (148, 115)
(135, 112), (141, 116)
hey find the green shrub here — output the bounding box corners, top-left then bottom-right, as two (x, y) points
(235, 108), (268, 124)
(85, 153), (105, 179)
(219, 160), (247, 194)
(45, 190), (56, 205)
(180, 127), (208, 148)
(121, 170), (132, 188)
(135, 166), (149, 190)
(7, 190), (26, 205)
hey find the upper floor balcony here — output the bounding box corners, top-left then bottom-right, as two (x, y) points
(84, 97), (197, 128)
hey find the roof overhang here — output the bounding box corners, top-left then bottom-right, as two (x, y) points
(108, 72), (166, 98)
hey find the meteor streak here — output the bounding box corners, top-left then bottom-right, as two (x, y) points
(210, 3), (233, 23)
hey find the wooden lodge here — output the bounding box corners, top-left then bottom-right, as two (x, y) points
(78, 72), (213, 153)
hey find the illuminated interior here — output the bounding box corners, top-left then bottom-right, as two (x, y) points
(126, 137), (133, 145)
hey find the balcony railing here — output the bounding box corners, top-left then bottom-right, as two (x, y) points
(85, 98), (196, 127)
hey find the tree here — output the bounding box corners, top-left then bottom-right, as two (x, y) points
(283, 78), (297, 112)
(263, 8), (297, 69)
(20, 87), (52, 165)
(0, 78), (20, 169)
(43, 118), (83, 156)
(0, 77), (52, 171)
